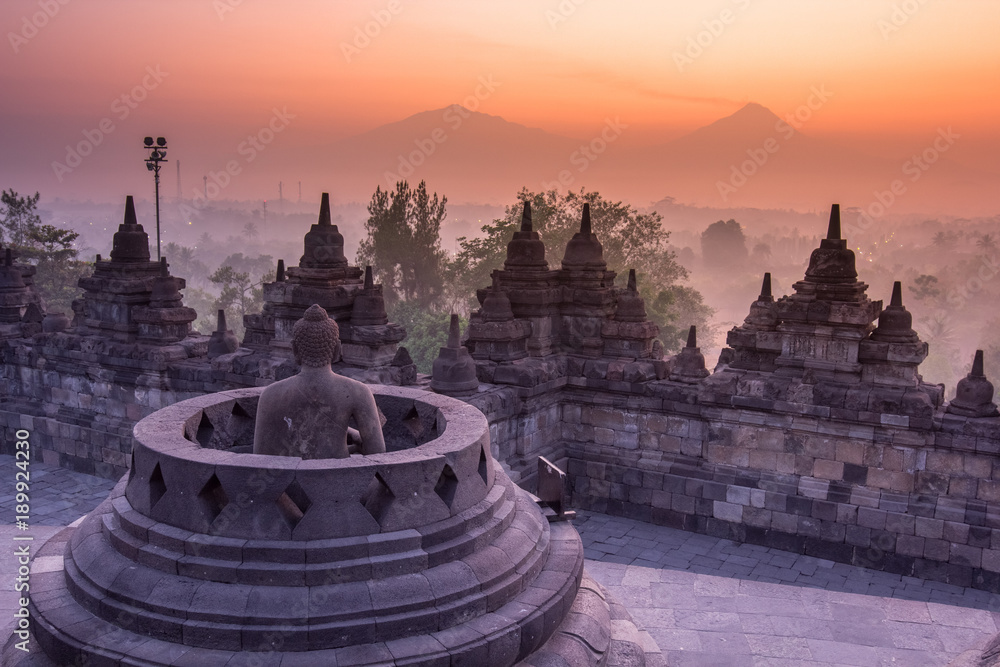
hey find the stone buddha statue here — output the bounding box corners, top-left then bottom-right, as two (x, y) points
(253, 304), (386, 458)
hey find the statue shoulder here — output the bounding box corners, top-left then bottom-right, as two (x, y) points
(258, 376), (296, 403)
(340, 375), (377, 403)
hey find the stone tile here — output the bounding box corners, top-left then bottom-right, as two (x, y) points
(884, 598), (932, 623)
(881, 620), (946, 651)
(647, 628), (702, 651)
(674, 611), (743, 633)
(803, 639), (878, 666)
(926, 602), (997, 631)
(744, 634), (812, 659)
(665, 650), (753, 666)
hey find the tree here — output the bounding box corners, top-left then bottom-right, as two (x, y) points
(356, 180), (447, 309)
(209, 257), (275, 338)
(977, 233), (997, 255)
(449, 188), (713, 352)
(1, 190), (88, 313)
(243, 222), (259, 242)
(22, 224), (90, 314)
(0, 190), (41, 248)
(701, 219), (748, 270)
(390, 301), (464, 374)
(931, 231), (957, 249)
(163, 242), (208, 285)
(909, 274), (941, 301)
(751, 242), (772, 262)
(981, 319), (1000, 402)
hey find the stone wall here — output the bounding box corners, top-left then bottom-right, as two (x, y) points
(562, 384), (1000, 592)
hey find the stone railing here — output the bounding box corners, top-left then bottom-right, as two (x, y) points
(125, 385), (494, 540)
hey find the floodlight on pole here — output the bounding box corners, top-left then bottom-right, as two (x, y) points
(143, 136), (168, 261)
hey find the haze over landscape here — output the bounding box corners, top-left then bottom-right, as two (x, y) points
(2, 0), (998, 212)
(1, 0), (999, 393)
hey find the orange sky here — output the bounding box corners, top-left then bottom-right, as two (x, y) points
(1, 0), (998, 203)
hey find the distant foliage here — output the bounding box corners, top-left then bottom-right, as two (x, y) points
(24, 225), (90, 315)
(1, 190), (89, 314)
(357, 180), (447, 310)
(0, 189), (41, 248)
(357, 180), (454, 370)
(390, 301), (463, 375)
(208, 254), (276, 338)
(701, 219), (749, 270)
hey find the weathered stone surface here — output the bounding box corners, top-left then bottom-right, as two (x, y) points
(948, 351), (999, 418)
(431, 314), (479, 396)
(27, 387), (589, 667)
(253, 304), (386, 459)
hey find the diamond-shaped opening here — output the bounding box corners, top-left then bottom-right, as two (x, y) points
(149, 462), (166, 509)
(402, 406), (424, 440)
(435, 464), (459, 509)
(276, 479), (312, 530)
(478, 447), (489, 486)
(228, 401), (255, 449)
(231, 402), (251, 420)
(127, 451), (136, 485)
(198, 474), (229, 525)
(196, 411), (215, 447)
(360, 472), (394, 525)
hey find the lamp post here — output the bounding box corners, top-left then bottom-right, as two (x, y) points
(143, 136), (168, 261)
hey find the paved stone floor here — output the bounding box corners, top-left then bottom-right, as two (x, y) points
(1, 454), (998, 666)
(576, 511), (1000, 666)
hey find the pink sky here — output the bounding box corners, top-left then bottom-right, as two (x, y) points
(1, 0), (998, 206)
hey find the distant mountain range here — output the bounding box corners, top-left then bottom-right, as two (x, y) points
(316, 102), (997, 214)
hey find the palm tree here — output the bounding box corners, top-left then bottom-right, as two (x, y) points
(976, 233), (996, 254)
(931, 231), (956, 249)
(242, 222), (259, 242)
(918, 314), (957, 350)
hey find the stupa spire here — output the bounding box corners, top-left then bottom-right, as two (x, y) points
(760, 273), (772, 300)
(826, 203), (841, 241)
(124, 195), (138, 226)
(318, 192), (332, 226)
(446, 313), (461, 348)
(890, 280), (903, 307)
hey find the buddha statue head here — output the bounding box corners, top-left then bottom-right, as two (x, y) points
(292, 304), (341, 367)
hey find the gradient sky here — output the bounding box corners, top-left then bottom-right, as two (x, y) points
(1, 0), (998, 204)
